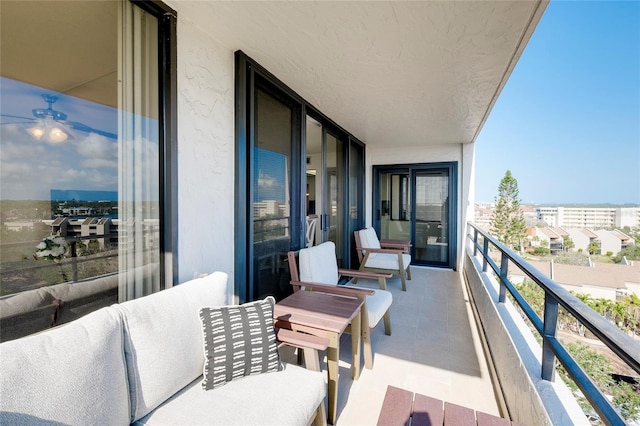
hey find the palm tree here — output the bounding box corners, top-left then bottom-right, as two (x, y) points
(611, 302), (629, 329)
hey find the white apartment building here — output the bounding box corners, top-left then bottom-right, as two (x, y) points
(593, 229), (635, 255)
(537, 206), (640, 228)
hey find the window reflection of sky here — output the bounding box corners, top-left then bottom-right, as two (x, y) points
(254, 148), (287, 203)
(0, 77), (158, 201)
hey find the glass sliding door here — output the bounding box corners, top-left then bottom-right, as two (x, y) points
(304, 116), (351, 268)
(373, 163), (457, 269)
(305, 116), (321, 248)
(414, 170), (450, 264)
(0, 0), (176, 341)
(324, 132), (346, 267)
(379, 171), (411, 241)
(252, 85), (299, 300)
(235, 52), (365, 300)
(348, 139), (365, 268)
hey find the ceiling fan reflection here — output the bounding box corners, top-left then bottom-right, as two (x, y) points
(1, 94), (117, 143)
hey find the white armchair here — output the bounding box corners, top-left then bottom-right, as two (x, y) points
(354, 227), (412, 291)
(287, 241), (393, 369)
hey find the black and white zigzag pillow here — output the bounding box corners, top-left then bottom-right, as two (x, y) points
(199, 296), (281, 390)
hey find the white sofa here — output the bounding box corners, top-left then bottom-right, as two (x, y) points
(0, 272), (326, 425)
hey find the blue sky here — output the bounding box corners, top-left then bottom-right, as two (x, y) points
(475, 0), (640, 205)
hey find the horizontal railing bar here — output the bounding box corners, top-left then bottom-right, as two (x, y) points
(1, 252), (118, 275)
(469, 223), (640, 376)
(472, 238), (544, 333)
(547, 337), (625, 426)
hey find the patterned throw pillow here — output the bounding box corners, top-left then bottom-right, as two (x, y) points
(199, 296), (282, 390)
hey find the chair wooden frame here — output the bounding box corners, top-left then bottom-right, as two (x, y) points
(287, 250), (392, 369)
(354, 231), (412, 291)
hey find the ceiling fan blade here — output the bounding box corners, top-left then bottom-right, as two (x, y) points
(1, 113), (36, 122)
(67, 121), (117, 139)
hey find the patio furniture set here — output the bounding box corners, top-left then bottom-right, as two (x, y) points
(0, 227), (414, 425)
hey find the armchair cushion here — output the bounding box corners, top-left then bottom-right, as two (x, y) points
(299, 241), (340, 284)
(365, 252), (412, 272)
(359, 227), (382, 250)
(360, 288), (393, 328)
(199, 297), (281, 390)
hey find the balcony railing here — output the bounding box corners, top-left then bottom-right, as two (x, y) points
(467, 222), (640, 426)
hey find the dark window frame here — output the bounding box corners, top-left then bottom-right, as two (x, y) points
(235, 51), (366, 303)
(131, 0), (178, 287)
(372, 162), (458, 270)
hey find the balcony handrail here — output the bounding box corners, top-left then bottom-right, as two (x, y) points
(467, 222), (639, 426)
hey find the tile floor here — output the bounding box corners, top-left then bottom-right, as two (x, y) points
(282, 266), (502, 425)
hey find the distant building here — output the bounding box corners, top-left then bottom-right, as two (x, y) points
(512, 260), (640, 301)
(593, 229), (634, 255)
(51, 217), (117, 249)
(536, 206), (640, 228)
(528, 226), (635, 255)
(48, 217), (160, 252)
(564, 228), (600, 253)
(473, 203), (537, 231)
(3, 221), (35, 232)
(527, 227), (565, 254)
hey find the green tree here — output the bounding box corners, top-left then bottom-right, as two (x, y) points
(562, 235), (574, 252)
(490, 170), (526, 250)
(588, 241), (600, 255)
(614, 243), (640, 262)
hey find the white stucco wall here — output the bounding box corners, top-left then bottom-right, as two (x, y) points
(169, 4), (236, 288)
(167, 1), (478, 283)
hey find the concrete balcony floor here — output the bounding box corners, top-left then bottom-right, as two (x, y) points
(283, 266), (502, 425)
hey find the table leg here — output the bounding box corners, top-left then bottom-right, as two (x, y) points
(327, 331), (339, 425)
(351, 309), (361, 380)
(362, 307), (373, 369)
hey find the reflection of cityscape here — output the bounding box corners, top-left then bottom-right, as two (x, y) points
(253, 200), (289, 243)
(49, 216), (159, 251)
(50, 189), (118, 219)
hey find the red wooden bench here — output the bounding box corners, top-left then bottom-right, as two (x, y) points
(376, 385), (524, 426)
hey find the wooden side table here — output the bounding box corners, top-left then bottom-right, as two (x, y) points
(274, 290), (364, 425)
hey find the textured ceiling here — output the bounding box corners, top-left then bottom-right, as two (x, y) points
(171, 0), (547, 148)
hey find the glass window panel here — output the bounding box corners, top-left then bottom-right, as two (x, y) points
(253, 88), (292, 300)
(326, 133), (344, 266)
(415, 171), (449, 263)
(0, 0), (162, 342)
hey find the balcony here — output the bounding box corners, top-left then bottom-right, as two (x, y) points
(284, 265), (503, 425)
(276, 223), (640, 425)
(2, 1), (638, 424)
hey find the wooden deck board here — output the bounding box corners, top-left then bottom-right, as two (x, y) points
(377, 386), (520, 426)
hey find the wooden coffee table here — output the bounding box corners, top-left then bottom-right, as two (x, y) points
(274, 290), (364, 425)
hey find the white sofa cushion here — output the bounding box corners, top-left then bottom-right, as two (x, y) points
(0, 307), (130, 425)
(115, 271), (228, 422)
(134, 363), (325, 426)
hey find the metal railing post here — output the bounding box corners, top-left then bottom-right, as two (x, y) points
(70, 239), (78, 282)
(482, 237), (489, 272)
(473, 228), (478, 256)
(498, 253), (508, 303)
(542, 292), (558, 381)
